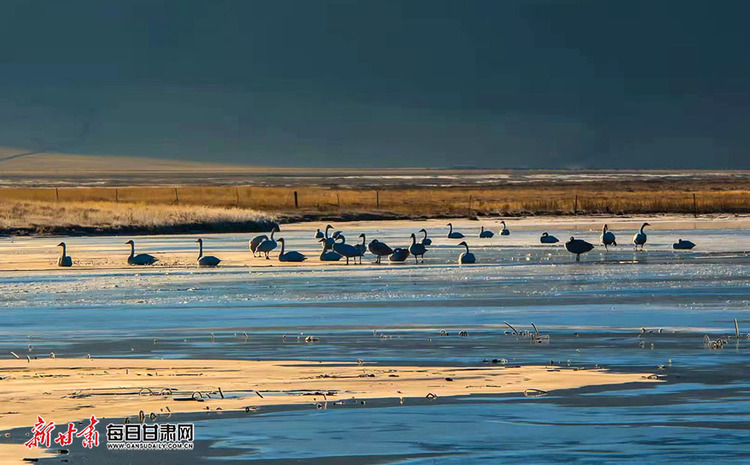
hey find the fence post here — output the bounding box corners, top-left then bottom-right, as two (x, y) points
(692, 193), (697, 217)
(294, 191), (299, 209)
(174, 187), (179, 205)
(235, 186), (240, 207)
(468, 195), (473, 216)
(55, 188), (59, 202)
(376, 190), (380, 208)
(115, 188), (119, 203)
(574, 195), (578, 215)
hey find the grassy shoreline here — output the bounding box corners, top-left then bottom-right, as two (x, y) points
(1, 178), (748, 236)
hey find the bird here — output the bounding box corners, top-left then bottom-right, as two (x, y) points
(565, 237), (594, 262)
(419, 228), (432, 246)
(447, 223), (464, 239)
(457, 241), (476, 264)
(633, 222), (650, 250)
(195, 238), (221, 267)
(318, 239), (342, 261)
(322, 224), (338, 248)
(500, 221), (510, 236)
(355, 234), (367, 257)
(256, 227), (280, 259)
(249, 234), (268, 257)
(314, 228), (324, 239)
(410, 233), (427, 263)
(277, 238), (306, 262)
(332, 235), (363, 264)
(368, 239), (393, 264)
(56, 242), (72, 267)
(388, 247), (410, 262)
(125, 240), (157, 265)
(600, 224), (617, 250)
(673, 239), (696, 250)
(540, 232), (559, 244)
(479, 226), (494, 238)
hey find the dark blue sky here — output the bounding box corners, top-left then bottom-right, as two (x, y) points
(0, 0), (748, 168)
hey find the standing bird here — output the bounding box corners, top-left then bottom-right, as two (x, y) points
(277, 238), (306, 262)
(322, 224), (338, 248)
(368, 239), (393, 264)
(195, 238), (221, 267)
(319, 239), (342, 261)
(565, 237), (594, 262)
(673, 239), (696, 250)
(332, 235), (362, 264)
(447, 223), (464, 239)
(125, 240), (157, 265)
(457, 241), (476, 264)
(419, 228), (432, 246)
(56, 242), (72, 267)
(500, 221), (510, 236)
(540, 232), (559, 244)
(388, 247), (410, 262)
(600, 224), (617, 250)
(355, 234), (367, 257)
(256, 227), (279, 259)
(479, 226), (494, 238)
(314, 228), (324, 239)
(633, 222), (650, 250)
(410, 233), (427, 263)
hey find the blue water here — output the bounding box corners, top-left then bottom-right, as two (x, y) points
(0, 223), (748, 463)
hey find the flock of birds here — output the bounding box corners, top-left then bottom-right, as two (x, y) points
(52, 221), (697, 268)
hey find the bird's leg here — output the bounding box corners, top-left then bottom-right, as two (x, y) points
(576, 254), (580, 262)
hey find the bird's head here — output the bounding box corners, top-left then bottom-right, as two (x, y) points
(447, 223), (452, 227)
(278, 238), (285, 243)
(419, 228), (427, 233)
(359, 233), (365, 238)
(458, 241), (467, 247)
(195, 238), (203, 243)
(542, 232), (548, 236)
(57, 242), (65, 247)
(643, 222), (651, 227)
(125, 240), (134, 245)
(569, 237), (575, 242)
(326, 224), (333, 230)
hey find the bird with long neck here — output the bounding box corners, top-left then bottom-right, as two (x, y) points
(457, 241), (476, 264)
(196, 238), (221, 267)
(633, 222), (650, 250)
(57, 242), (72, 267)
(409, 233), (427, 263)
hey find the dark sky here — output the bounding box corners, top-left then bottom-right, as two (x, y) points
(0, 0), (748, 169)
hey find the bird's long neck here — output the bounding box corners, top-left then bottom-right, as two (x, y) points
(422, 230), (428, 240)
(463, 243), (469, 253)
(270, 230), (276, 240)
(481, 226), (484, 232)
(279, 240), (285, 255)
(360, 235), (365, 246)
(60, 244), (66, 258)
(198, 241), (203, 258)
(602, 225), (607, 233)
(411, 235), (416, 245)
(325, 226), (331, 238)
(448, 224), (453, 234)
(640, 224), (646, 233)
(129, 243), (135, 257)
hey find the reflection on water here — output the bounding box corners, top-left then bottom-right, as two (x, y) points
(0, 226), (748, 463)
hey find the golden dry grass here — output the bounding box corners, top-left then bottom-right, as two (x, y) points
(0, 184), (747, 219)
(0, 199), (274, 234)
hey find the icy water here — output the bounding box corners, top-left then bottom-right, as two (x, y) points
(1, 220), (749, 463)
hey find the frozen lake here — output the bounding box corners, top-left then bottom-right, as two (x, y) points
(0, 217), (748, 463)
